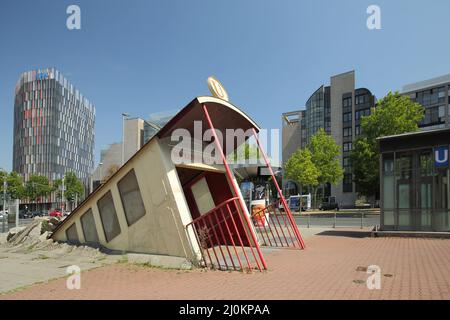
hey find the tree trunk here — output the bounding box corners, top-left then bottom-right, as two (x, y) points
(313, 187), (319, 209)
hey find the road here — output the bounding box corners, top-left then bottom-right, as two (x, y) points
(2, 215), (380, 233)
(0, 218), (34, 233)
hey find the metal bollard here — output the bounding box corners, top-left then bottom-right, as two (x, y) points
(360, 210), (364, 229)
(333, 210), (337, 228)
(307, 213), (310, 228)
(15, 199), (19, 228)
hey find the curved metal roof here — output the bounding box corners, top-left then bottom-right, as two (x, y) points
(157, 96), (261, 139)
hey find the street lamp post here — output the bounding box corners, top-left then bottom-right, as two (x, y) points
(61, 176), (65, 213)
(121, 113), (130, 166)
(2, 177), (6, 233)
(99, 162), (103, 183)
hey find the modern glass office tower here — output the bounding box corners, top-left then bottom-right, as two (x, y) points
(282, 71), (376, 207)
(13, 68), (95, 206)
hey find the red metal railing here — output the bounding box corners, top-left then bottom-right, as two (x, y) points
(202, 105), (268, 270)
(251, 127), (306, 249)
(251, 203), (299, 248)
(188, 104), (305, 273)
(186, 197), (266, 272)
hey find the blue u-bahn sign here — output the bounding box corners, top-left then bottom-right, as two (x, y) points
(434, 146), (449, 168)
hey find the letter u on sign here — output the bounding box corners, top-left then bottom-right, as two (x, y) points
(434, 146), (449, 168)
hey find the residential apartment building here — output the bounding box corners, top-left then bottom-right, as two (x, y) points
(402, 74), (450, 130)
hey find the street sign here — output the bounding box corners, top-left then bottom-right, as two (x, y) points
(434, 146), (449, 168)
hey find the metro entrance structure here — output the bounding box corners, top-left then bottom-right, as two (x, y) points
(379, 128), (450, 232)
(52, 96), (305, 271)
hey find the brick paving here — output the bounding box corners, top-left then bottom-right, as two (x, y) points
(1, 230), (450, 300)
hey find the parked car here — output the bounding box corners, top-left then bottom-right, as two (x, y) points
(319, 196), (340, 211)
(30, 210), (46, 217)
(19, 210), (33, 219)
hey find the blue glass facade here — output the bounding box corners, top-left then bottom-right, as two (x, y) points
(305, 86), (331, 144)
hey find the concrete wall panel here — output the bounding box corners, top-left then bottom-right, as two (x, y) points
(52, 137), (198, 261)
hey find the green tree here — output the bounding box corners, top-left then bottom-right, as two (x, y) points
(6, 172), (25, 200)
(350, 91), (424, 201)
(308, 128), (344, 206)
(284, 129), (343, 208)
(54, 172), (84, 209)
(0, 170), (7, 192)
(284, 148), (320, 194)
(0, 170), (6, 210)
(228, 142), (260, 164)
(0, 171), (25, 201)
(25, 174), (52, 210)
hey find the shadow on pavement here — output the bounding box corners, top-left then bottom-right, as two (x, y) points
(316, 229), (372, 238)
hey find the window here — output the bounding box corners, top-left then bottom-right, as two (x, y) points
(417, 88), (444, 106)
(343, 127), (352, 138)
(343, 157), (352, 173)
(343, 142), (353, 152)
(343, 157), (350, 167)
(191, 177), (215, 215)
(355, 125), (361, 136)
(439, 105), (445, 123)
(382, 154), (395, 225)
(343, 97), (352, 108)
(420, 106), (445, 126)
(438, 87), (446, 103)
(355, 108), (371, 121)
(343, 174), (353, 193)
(118, 169), (146, 226)
(343, 112), (352, 123)
(419, 152), (432, 177)
(97, 190), (121, 242)
(395, 154), (413, 179)
(355, 94), (367, 105)
(66, 223), (79, 244)
(81, 209), (99, 244)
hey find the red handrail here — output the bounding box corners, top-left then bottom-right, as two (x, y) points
(186, 196), (264, 272)
(187, 197), (239, 226)
(251, 127), (306, 249)
(251, 203), (298, 248)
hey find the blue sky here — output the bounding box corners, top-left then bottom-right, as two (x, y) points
(1, 0), (450, 171)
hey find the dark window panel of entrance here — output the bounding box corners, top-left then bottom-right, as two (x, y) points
(97, 191), (121, 242)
